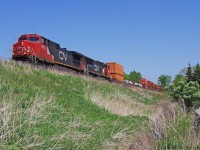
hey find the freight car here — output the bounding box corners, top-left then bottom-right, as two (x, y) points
(12, 34), (111, 79)
(106, 62), (124, 81)
(139, 78), (161, 91)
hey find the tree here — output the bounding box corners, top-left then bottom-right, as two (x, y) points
(129, 71), (142, 83)
(124, 70), (142, 83)
(157, 74), (172, 89)
(192, 63), (200, 85)
(186, 63), (192, 82)
(173, 74), (186, 85)
(124, 73), (130, 80)
(179, 65), (195, 77)
(169, 80), (200, 112)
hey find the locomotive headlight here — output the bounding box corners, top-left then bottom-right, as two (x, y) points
(21, 42), (24, 46)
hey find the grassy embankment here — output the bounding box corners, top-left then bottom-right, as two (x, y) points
(0, 61), (168, 149)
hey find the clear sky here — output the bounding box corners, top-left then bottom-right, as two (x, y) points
(0, 0), (200, 83)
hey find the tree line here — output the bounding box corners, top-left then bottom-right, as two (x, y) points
(124, 63), (200, 111)
(158, 63), (200, 112)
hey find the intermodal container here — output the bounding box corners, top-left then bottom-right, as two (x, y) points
(110, 73), (124, 81)
(155, 85), (162, 91)
(152, 83), (156, 90)
(106, 62), (124, 76)
(148, 81), (153, 90)
(140, 78), (148, 88)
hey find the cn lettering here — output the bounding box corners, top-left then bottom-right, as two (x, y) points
(59, 51), (67, 61)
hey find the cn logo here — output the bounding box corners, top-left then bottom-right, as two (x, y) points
(94, 65), (99, 72)
(59, 51), (67, 61)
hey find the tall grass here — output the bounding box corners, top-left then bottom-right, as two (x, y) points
(157, 109), (200, 149)
(0, 61), (155, 149)
(2, 61), (199, 149)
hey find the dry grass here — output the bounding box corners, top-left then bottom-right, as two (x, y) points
(4, 60), (197, 149)
(0, 89), (94, 149)
(149, 102), (200, 149)
(103, 134), (135, 150)
(0, 90), (55, 148)
(102, 103), (177, 150)
(88, 92), (154, 117)
(86, 87), (158, 149)
(149, 102), (177, 139)
(128, 133), (156, 150)
(102, 119), (144, 150)
(28, 94), (55, 125)
(0, 60), (38, 76)
(0, 93), (14, 141)
(84, 80), (156, 117)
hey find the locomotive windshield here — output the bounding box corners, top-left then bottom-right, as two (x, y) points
(28, 37), (39, 42)
(19, 36), (27, 41)
(18, 35), (39, 42)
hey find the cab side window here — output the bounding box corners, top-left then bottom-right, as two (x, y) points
(45, 39), (48, 45)
(42, 38), (48, 45)
(42, 38), (45, 44)
(56, 44), (59, 49)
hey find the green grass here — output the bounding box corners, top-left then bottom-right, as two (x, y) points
(0, 61), (165, 149)
(86, 79), (163, 105)
(157, 110), (200, 149)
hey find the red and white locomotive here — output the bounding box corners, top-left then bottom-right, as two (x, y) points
(12, 34), (111, 79)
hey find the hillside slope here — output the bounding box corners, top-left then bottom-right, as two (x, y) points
(0, 61), (167, 149)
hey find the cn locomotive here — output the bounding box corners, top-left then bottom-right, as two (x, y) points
(12, 34), (111, 79)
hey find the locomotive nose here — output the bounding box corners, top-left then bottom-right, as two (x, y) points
(13, 40), (30, 56)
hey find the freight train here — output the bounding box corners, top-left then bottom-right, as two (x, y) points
(12, 34), (112, 79)
(12, 34), (161, 91)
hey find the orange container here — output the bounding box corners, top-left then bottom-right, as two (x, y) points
(110, 73), (124, 81)
(106, 62), (124, 76)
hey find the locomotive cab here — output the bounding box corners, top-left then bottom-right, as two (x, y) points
(103, 64), (111, 78)
(13, 34), (41, 61)
(12, 34), (54, 63)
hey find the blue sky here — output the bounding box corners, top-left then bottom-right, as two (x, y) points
(1, 0), (200, 83)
